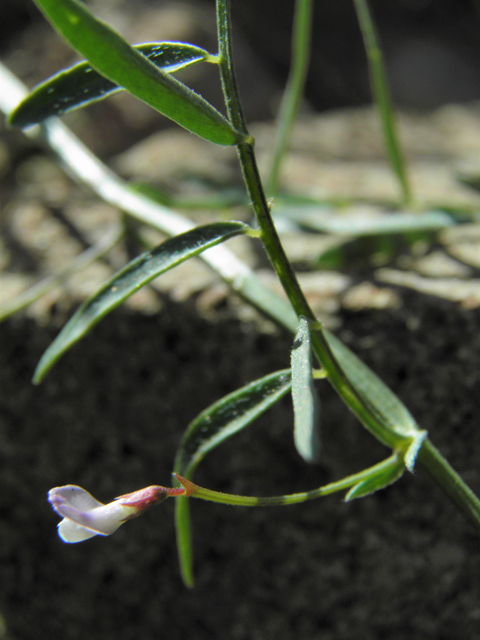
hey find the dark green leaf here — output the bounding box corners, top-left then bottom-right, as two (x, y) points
(291, 317), (321, 463)
(345, 455), (404, 501)
(28, 0), (245, 145)
(175, 369), (292, 477)
(33, 222), (249, 383)
(174, 369), (292, 586)
(9, 42), (213, 128)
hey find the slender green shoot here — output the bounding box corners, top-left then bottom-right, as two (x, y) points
(353, 0), (412, 207)
(215, 0), (480, 535)
(216, 0), (410, 455)
(267, 0), (313, 196)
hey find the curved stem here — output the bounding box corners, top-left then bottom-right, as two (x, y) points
(175, 455), (400, 507)
(267, 0), (313, 196)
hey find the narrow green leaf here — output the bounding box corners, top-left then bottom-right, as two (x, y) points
(173, 369), (292, 587)
(33, 222), (249, 383)
(8, 42), (213, 128)
(174, 495), (195, 588)
(345, 454), (404, 501)
(324, 329), (420, 440)
(291, 317), (321, 463)
(267, 0), (313, 195)
(29, 0), (245, 145)
(353, 0), (412, 206)
(175, 369), (292, 477)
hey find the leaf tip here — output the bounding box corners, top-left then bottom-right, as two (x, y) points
(32, 363), (47, 385)
(5, 108), (23, 129)
(32, 348), (59, 385)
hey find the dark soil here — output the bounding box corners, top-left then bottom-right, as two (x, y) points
(2, 290), (480, 640)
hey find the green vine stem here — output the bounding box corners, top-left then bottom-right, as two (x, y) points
(216, 0), (311, 320)
(216, 0), (480, 532)
(353, 0), (413, 207)
(417, 439), (480, 534)
(266, 0), (313, 196)
(216, 0), (408, 451)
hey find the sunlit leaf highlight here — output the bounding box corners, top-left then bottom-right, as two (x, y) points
(9, 42), (214, 128)
(324, 330), (420, 442)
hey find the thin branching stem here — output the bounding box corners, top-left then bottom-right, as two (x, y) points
(353, 0), (413, 207)
(267, 0), (313, 196)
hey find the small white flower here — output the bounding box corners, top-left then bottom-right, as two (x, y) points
(48, 484), (180, 543)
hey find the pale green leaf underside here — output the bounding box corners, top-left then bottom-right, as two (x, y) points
(30, 0), (244, 145)
(291, 317), (321, 463)
(8, 42), (213, 128)
(276, 208), (455, 236)
(33, 222), (249, 383)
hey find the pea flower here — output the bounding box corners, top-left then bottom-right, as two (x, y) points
(48, 484), (185, 543)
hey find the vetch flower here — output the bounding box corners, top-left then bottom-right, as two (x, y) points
(48, 484), (185, 543)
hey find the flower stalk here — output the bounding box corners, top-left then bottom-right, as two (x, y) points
(174, 457), (402, 506)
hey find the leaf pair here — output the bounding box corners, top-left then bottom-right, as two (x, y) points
(172, 316), (320, 587)
(9, 42), (213, 128)
(9, 0), (246, 145)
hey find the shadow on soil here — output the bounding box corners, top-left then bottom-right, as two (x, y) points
(1, 291), (480, 640)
